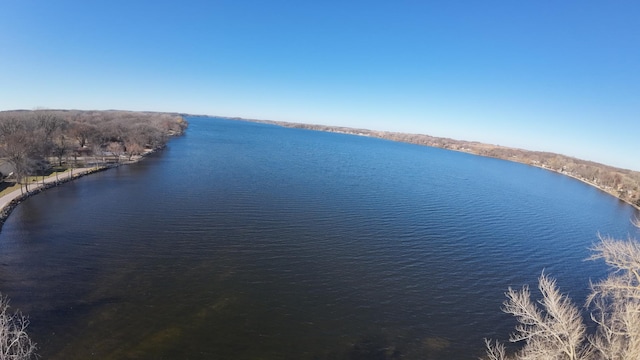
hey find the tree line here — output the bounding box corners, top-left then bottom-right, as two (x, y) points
(0, 110), (187, 193)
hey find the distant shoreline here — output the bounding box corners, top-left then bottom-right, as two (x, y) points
(215, 116), (640, 212)
(1, 112), (636, 234)
(530, 164), (640, 211)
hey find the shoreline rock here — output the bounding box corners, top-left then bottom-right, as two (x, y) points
(0, 150), (161, 232)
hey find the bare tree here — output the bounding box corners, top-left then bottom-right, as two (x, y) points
(29, 112), (65, 185)
(484, 339), (508, 360)
(52, 130), (69, 168)
(586, 235), (640, 359)
(51, 131), (70, 182)
(0, 294), (37, 360)
(484, 273), (589, 359)
(125, 142), (144, 161)
(0, 116), (37, 194)
(69, 121), (95, 148)
(484, 221), (640, 360)
(106, 142), (124, 163)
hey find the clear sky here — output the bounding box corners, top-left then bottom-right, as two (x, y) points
(1, 1), (638, 170)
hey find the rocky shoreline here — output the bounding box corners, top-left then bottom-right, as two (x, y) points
(0, 148), (165, 232)
(0, 166), (113, 231)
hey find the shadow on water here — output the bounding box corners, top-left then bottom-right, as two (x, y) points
(32, 296), (125, 357)
(348, 332), (403, 360)
(317, 330), (453, 360)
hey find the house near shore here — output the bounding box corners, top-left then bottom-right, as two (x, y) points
(0, 158), (52, 180)
(0, 161), (15, 180)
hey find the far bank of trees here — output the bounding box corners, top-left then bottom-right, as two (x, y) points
(0, 110), (187, 193)
(254, 119), (640, 208)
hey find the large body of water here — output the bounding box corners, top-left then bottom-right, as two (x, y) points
(0, 117), (638, 359)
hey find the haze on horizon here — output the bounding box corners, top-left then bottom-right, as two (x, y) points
(1, 1), (638, 171)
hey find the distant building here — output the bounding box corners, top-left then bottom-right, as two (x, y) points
(0, 161), (15, 180)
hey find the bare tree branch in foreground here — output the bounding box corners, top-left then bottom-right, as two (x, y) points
(484, 220), (640, 360)
(586, 234), (640, 359)
(0, 294), (37, 360)
(484, 273), (588, 360)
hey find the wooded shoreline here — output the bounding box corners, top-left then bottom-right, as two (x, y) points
(1, 110), (637, 214)
(0, 110), (188, 228)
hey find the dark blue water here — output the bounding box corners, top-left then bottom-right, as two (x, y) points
(0, 117), (638, 359)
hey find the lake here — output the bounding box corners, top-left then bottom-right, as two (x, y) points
(0, 116), (638, 359)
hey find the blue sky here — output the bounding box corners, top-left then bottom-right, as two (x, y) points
(1, 1), (638, 170)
